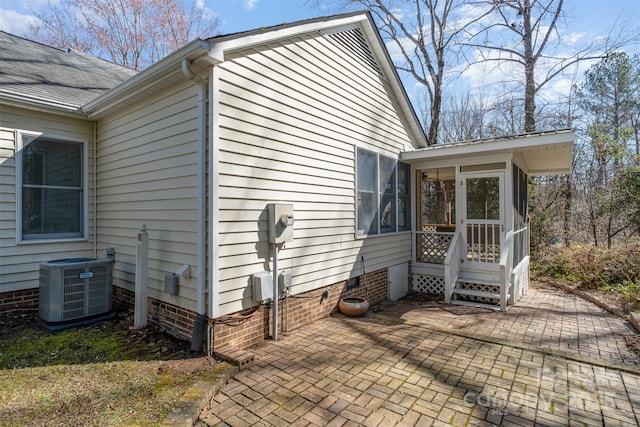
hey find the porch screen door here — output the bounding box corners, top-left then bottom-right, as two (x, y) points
(462, 172), (504, 271)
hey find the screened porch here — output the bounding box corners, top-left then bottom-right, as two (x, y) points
(403, 130), (575, 310)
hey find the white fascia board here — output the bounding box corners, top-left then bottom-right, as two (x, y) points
(83, 39), (214, 118)
(1, 90), (86, 118)
(527, 165), (572, 176)
(210, 13), (369, 57)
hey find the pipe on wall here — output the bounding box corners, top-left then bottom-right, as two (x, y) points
(93, 121), (97, 257)
(181, 59), (208, 353)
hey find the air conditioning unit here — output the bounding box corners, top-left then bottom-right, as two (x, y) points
(39, 257), (114, 330)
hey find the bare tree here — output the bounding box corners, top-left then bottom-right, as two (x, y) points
(29, 0), (218, 70)
(329, 0), (491, 144)
(464, 0), (619, 133)
(439, 91), (490, 142)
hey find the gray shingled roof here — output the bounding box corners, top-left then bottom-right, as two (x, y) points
(0, 31), (137, 108)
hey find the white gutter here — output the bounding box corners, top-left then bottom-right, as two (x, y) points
(93, 122), (98, 257)
(208, 67), (220, 320)
(181, 59), (208, 352)
(85, 39), (213, 119)
(1, 90), (86, 118)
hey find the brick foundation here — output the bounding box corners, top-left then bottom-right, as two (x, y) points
(112, 287), (196, 342)
(210, 267), (390, 355)
(0, 288), (40, 321)
(1, 265), (398, 354)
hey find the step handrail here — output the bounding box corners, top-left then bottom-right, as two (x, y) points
(499, 229), (514, 311)
(444, 230), (461, 304)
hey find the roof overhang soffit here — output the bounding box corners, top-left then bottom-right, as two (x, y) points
(83, 16), (379, 120)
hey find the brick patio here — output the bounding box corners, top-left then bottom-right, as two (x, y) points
(199, 284), (640, 426)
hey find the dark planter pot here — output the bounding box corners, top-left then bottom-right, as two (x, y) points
(338, 297), (369, 317)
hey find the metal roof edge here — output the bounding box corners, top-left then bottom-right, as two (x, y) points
(401, 129), (575, 160)
(207, 13), (373, 65)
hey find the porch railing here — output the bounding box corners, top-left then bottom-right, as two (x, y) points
(415, 231), (454, 264)
(444, 231), (461, 304)
(465, 221), (500, 263)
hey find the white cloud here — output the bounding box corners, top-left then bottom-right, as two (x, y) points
(389, 7), (405, 21)
(564, 31), (588, 46)
(458, 49), (523, 91)
(385, 37), (412, 64)
(0, 9), (41, 36)
(244, 0), (257, 11)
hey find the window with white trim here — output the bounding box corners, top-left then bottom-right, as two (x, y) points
(18, 134), (85, 241)
(356, 148), (411, 237)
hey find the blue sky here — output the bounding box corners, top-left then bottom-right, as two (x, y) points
(1, 0), (638, 39)
(1, 0), (638, 119)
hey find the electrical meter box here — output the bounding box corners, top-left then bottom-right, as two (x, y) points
(268, 203), (294, 243)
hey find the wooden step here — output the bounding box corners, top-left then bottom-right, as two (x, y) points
(451, 288), (500, 299)
(457, 273), (500, 285)
(450, 299), (502, 311)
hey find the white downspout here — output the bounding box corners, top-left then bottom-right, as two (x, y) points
(93, 122), (97, 257)
(182, 59), (207, 352)
(208, 66), (220, 320)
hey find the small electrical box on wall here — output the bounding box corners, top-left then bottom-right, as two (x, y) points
(268, 203), (294, 244)
(278, 270), (292, 291)
(252, 271), (272, 301)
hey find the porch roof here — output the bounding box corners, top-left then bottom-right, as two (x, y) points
(400, 129), (574, 176)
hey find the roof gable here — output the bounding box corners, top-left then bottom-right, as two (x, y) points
(83, 12), (427, 148)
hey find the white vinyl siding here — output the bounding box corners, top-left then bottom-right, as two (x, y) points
(0, 107), (95, 293)
(215, 29), (415, 314)
(95, 81), (201, 311)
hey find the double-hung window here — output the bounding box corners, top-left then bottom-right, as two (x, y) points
(17, 133), (86, 242)
(356, 147), (411, 237)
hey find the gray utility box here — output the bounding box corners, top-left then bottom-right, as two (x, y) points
(39, 257), (114, 330)
(268, 203), (294, 243)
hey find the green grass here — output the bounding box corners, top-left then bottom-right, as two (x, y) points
(0, 318), (202, 427)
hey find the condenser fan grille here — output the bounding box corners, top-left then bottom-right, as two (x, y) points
(39, 258), (113, 330)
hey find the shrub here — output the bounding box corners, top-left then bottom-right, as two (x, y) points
(532, 238), (640, 289)
(601, 281), (640, 310)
